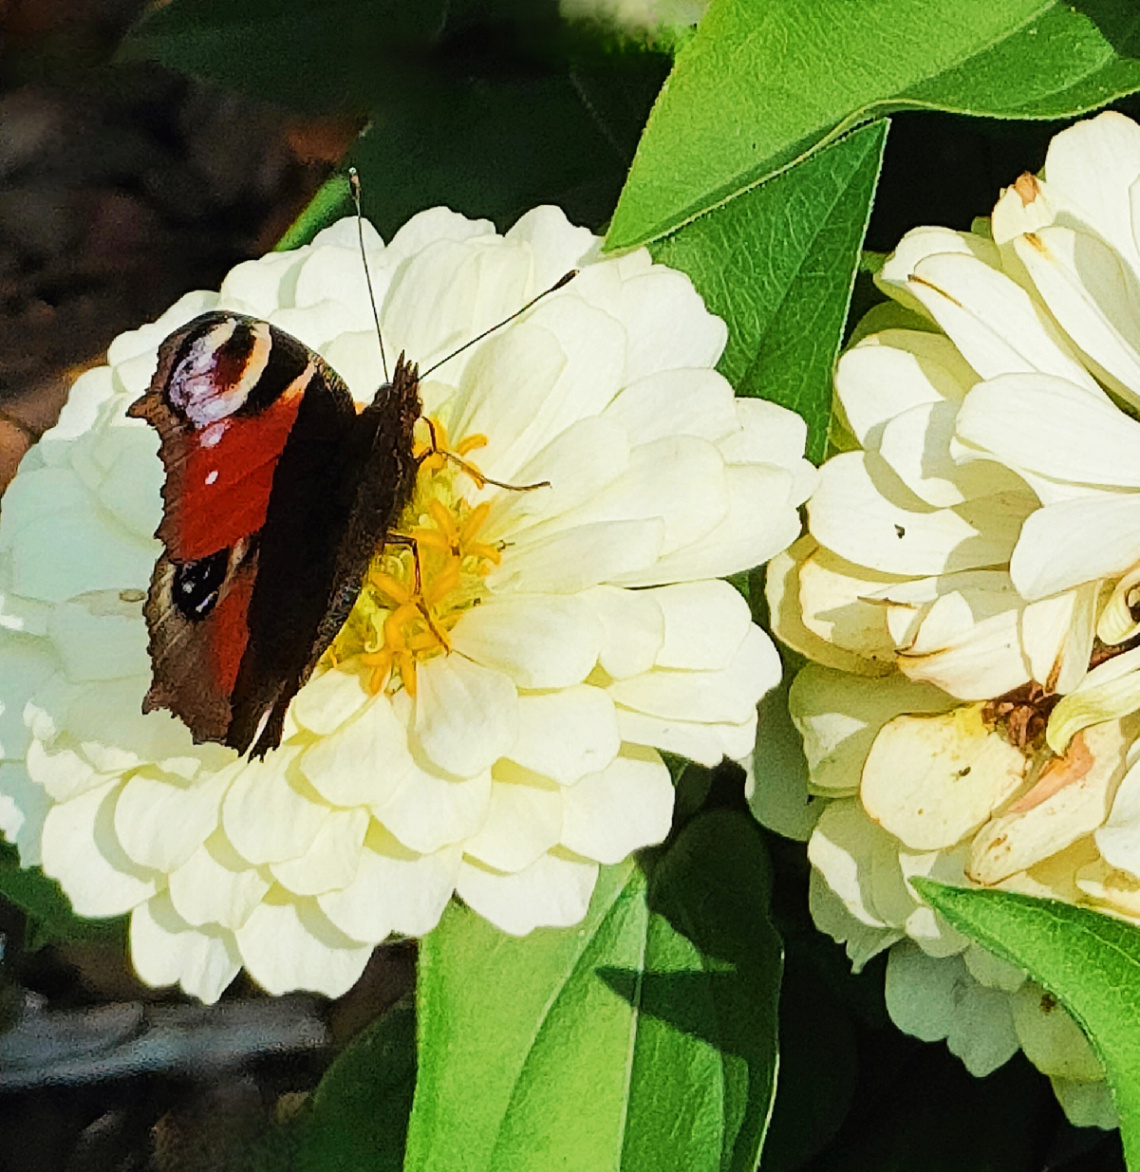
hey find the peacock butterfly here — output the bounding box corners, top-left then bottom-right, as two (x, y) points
(128, 311), (423, 758)
(129, 185), (575, 760)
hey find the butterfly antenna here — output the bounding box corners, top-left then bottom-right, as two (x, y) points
(349, 167), (389, 384)
(420, 269), (578, 380)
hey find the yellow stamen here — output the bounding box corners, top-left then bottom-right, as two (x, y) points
(468, 542), (502, 566)
(369, 571), (412, 605)
(461, 501), (492, 541)
(325, 417), (510, 697)
(396, 652), (418, 697)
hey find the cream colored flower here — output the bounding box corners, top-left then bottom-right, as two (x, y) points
(766, 111), (1140, 1127)
(0, 206), (811, 1001)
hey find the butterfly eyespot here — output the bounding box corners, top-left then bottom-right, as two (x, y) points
(173, 550), (230, 621)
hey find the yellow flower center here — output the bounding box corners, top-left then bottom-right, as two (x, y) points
(324, 418), (502, 697)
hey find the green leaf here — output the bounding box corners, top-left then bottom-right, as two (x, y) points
(649, 120), (887, 462)
(0, 842), (123, 949)
(607, 0), (1140, 250)
(281, 1002), (416, 1172)
(120, 0), (449, 113)
(275, 173), (353, 253)
(348, 72), (641, 238)
(917, 880), (1140, 1167)
(406, 810), (781, 1172)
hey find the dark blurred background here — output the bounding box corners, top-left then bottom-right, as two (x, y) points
(0, 0), (351, 491)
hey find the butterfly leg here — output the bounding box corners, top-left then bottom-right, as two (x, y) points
(381, 530), (451, 648)
(418, 417), (550, 494)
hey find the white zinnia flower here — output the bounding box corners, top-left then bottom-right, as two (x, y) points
(0, 206), (811, 1002)
(767, 111), (1140, 1129)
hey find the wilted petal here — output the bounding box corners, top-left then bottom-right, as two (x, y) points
(766, 540), (893, 677)
(897, 585), (1030, 700)
(1011, 982), (1104, 1082)
(809, 868), (901, 968)
(808, 799), (894, 929)
(796, 544), (899, 667)
(971, 721), (1129, 885)
(1094, 747), (1140, 881)
(862, 707), (1027, 851)
(789, 665), (954, 796)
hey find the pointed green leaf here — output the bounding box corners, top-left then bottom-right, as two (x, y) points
(649, 120), (886, 462)
(916, 880), (1140, 1167)
(607, 0), (1140, 250)
(406, 810), (781, 1172)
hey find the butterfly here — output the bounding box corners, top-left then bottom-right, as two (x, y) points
(129, 187), (573, 759)
(128, 310), (424, 759)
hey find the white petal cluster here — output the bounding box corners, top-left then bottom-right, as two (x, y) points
(769, 111), (1140, 1128)
(0, 206), (811, 1001)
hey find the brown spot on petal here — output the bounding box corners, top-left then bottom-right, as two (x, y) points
(1090, 629), (1140, 669)
(908, 274), (963, 307)
(1013, 172), (1041, 206)
(982, 681), (1060, 751)
(1024, 231), (1048, 255)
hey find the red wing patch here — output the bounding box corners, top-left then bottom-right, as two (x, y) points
(163, 388), (305, 561)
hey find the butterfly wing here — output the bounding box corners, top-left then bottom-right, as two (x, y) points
(131, 311), (366, 754)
